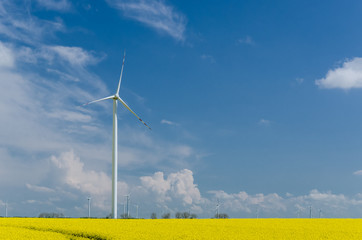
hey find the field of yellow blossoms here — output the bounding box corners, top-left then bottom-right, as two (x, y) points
(1, 218), (362, 239)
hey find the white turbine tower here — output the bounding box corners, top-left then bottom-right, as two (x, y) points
(83, 53), (151, 219)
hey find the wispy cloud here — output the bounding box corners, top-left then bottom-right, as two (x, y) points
(26, 183), (55, 193)
(315, 57), (362, 90)
(353, 170), (362, 175)
(47, 46), (103, 67)
(258, 118), (271, 126)
(0, 1), (64, 44)
(35, 0), (72, 12)
(296, 77), (304, 84)
(237, 35), (255, 45)
(106, 0), (187, 41)
(200, 54), (215, 63)
(0, 0), (200, 217)
(161, 119), (179, 126)
(0, 41), (14, 68)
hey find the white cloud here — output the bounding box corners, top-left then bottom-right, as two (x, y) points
(168, 169), (202, 205)
(46, 68), (80, 82)
(106, 0), (187, 41)
(35, 0), (72, 12)
(258, 118), (271, 126)
(140, 169), (202, 205)
(0, 41), (14, 67)
(200, 54), (215, 63)
(307, 189), (346, 202)
(0, 1), (64, 44)
(296, 78), (304, 84)
(0, 1), (198, 217)
(26, 184), (55, 193)
(315, 58), (362, 89)
(237, 35), (255, 45)
(47, 110), (92, 123)
(353, 170), (362, 175)
(140, 172), (171, 202)
(208, 190), (286, 214)
(161, 119), (179, 126)
(47, 46), (101, 67)
(206, 189), (362, 218)
(51, 150), (129, 210)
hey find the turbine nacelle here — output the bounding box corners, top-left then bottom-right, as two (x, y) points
(81, 54), (151, 130)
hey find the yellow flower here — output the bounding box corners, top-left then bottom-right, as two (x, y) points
(1, 218), (362, 239)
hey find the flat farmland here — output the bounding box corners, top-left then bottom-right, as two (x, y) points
(1, 218), (362, 239)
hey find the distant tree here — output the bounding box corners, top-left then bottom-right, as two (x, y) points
(182, 212), (190, 219)
(120, 213), (131, 219)
(214, 213), (229, 219)
(105, 213), (112, 219)
(190, 214), (198, 219)
(38, 212), (64, 218)
(162, 213), (171, 219)
(175, 212), (196, 219)
(151, 212), (157, 219)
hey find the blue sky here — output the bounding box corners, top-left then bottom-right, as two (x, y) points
(1, 0), (362, 218)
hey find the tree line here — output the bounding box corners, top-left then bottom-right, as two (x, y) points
(150, 212), (229, 219)
(38, 211), (229, 219)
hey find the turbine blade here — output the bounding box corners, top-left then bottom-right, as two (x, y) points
(116, 51), (126, 95)
(81, 95), (114, 106)
(118, 97), (151, 130)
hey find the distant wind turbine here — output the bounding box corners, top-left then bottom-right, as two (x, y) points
(82, 52), (151, 219)
(216, 199), (220, 218)
(125, 194), (130, 218)
(87, 197), (91, 218)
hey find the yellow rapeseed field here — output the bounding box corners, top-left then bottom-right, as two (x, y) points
(0, 218), (362, 239)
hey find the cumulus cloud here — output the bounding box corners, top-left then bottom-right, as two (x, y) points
(0, 0), (197, 217)
(141, 172), (171, 202)
(208, 190), (286, 214)
(47, 155), (204, 215)
(106, 0), (187, 41)
(51, 150), (129, 210)
(16, 151), (362, 218)
(206, 189), (362, 218)
(315, 58), (362, 89)
(51, 150), (112, 195)
(141, 169), (202, 205)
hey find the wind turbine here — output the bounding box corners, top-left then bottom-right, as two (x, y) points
(82, 53), (151, 219)
(87, 197), (91, 218)
(216, 199), (220, 218)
